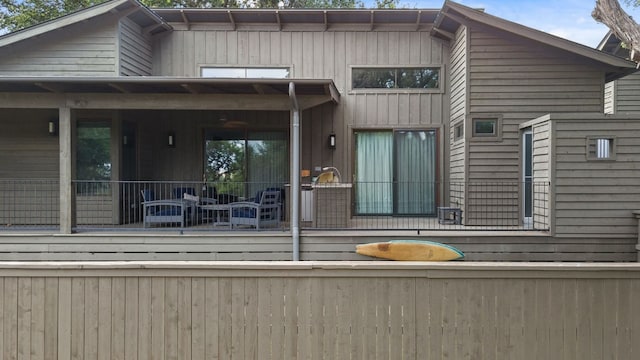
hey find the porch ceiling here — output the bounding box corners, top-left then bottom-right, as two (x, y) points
(0, 77), (340, 110)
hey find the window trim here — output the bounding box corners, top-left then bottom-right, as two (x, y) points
(348, 65), (445, 94)
(469, 114), (502, 142)
(586, 136), (617, 161)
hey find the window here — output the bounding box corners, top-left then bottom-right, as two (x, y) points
(587, 136), (616, 160)
(354, 130), (437, 216)
(204, 130), (288, 197)
(473, 119), (496, 136)
(352, 67), (439, 89)
(453, 122), (464, 141)
(470, 116), (502, 141)
(76, 121), (111, 195)
(201, 67), (290, 79)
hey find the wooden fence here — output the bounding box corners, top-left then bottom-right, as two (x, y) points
(0, 261), (638, 359)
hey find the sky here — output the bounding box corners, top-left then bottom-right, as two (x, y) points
(403, 0), (640, 48)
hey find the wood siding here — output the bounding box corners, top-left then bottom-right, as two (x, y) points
(463, 27), (607, 226)
(604, 80), (615, 114)
(152, 30), (450, 181)
(0, 262), (637, 359)
(530, 120), (552, 230)
(0, 232), (634, 262)
(119, 18), (152, 76)
(0, 16), (118, 76)
(449, 26), (467, 210)
(610, 72), (640, 113)
(549, 114), (640, 240)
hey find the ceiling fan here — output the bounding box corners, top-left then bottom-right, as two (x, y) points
(218, 115), (248, 128)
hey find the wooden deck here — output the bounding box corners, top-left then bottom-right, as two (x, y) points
(0, 230), (635, 262)
(0, 261), (638, 359)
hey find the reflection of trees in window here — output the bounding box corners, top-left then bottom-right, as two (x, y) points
(352, 67), (439, 89)
(77, 123), (111, 195)
(205, 140), (246, 183)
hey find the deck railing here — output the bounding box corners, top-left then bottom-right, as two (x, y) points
(0, 180), (549, 231)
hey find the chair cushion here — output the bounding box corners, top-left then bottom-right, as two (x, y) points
(232, 207), (257, 218)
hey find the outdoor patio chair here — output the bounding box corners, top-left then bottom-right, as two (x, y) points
(229, 189), (281, 229)
(141, 189), (196, 228)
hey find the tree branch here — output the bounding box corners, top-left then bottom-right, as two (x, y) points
(593, 0), (640, 62)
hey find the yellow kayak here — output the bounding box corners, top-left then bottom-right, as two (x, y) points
(356, 240), (464, 261)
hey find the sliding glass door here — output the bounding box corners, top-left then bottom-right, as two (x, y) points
(355, 129), (437, 216)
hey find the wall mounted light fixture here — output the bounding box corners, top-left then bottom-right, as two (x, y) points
(168, 132), (176, 147)
(48, 119), (58, 136)
(328, 133), (336, 149)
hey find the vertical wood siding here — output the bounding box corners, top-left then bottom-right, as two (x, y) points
(449, 26), (467, 210)
(551, 115), (640, 238)
(0, 263), (637, 359)
(152, 30), (450, 179)
(119, 18), (152, 76)
(0, 17), (118, 76)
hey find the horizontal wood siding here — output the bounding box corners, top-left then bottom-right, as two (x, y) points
(465, 27), (606, 226)
(0, 262), (637, 359)
(449, 26), (467, 210)
(0, 16), (117, 76)
(613, 72), (640, 113)
(0, 232), (634, 261)
(119, 18), (152, 76)
(604, 81), (615, 114)
(531, 120), (551, 230)
(551, 114), (640, 239)
(152, 30), (450, 180)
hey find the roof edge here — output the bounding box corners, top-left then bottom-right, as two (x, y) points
(0, 0), (171, 48)
(440, 0), (637, 70)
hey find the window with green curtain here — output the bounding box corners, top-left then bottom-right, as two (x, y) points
(355, 131), (393, 214)
(355, 129), (437, 216)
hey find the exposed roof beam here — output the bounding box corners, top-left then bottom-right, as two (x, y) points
(108, 83), (132, 93)
(324, 11), (328, 31)
(276, 11), (282, 30)
(34, 82), (64, 93)
(416, 10), (422, 31)
(227, 11), (236, 31)
(432, 27), (454, 40)
(370, 11), (374, 31)
(143, 23), (165, 36)
(181, 83), (199, 94)
(252, 83), (283, 95)
(180, 10), (190, 30)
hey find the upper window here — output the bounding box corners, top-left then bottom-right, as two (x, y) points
(201, 67), (290, 79)
(352, 67), (439, 89)
(473, 119), (497, 137)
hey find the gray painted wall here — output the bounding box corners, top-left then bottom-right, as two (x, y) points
(605, 72), (640, 114)
(119, 18), (153, 76)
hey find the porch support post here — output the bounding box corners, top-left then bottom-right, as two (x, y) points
(59, 107), (74, 234)
(289, 82), (300, 261)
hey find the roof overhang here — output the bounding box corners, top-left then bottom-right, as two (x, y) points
(0, 0), (171, 49)
(152, 7), (439, 31)
(434, 1), (638, 82)
(0, 77), (340, 111)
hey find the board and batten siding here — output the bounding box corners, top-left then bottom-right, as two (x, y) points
(119, 18), (152, 76)
(449, 26), (467, 211)
(548, 114), (640, 240)
(152, 30), (450, 181)
(0, 16), (118, 76)
(0, 262), (638, 359)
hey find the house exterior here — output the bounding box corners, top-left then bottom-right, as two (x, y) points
(598, 31), (640, 114)
(0, 0), (639, 261)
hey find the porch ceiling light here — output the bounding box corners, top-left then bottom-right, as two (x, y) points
(168, 132), (176, 147)
(328, 133), (336, 149)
